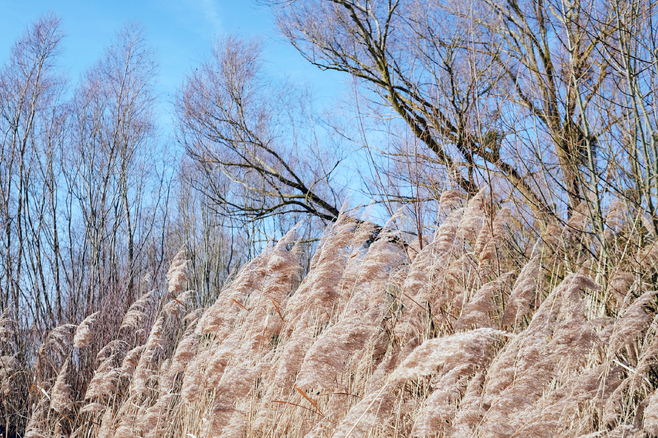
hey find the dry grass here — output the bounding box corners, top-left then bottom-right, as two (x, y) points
(7, 192), (658, 437)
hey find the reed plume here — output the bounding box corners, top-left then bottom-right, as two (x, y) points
(74, 311), (99, 349)
(17, 200), (658, 437)
(121, 289), (156, 330)
(51, 359), (72, 413)
(132, 316), (166, 396)
(0, 311), (13, 344)
(456, 189), (486, 241)
(501, 255), (540, 326)
(167, 249), (189, 295)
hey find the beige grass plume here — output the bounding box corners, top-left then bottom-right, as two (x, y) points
(139, 393), (176, 437)
(171, 318), (200, 373)
(284, 217), (354, 322)
(121, 345), (145, 379)
(261, 226), (302, 304)
(197, 252), (269, 336)
(330, 329), (506, 438)
(296, 315), (376, 392)
(51, 359), (72, 413)
(167, 249), (189, 296)
(566, 201), (590, 234)
(84, 340), (122, 400)
(644, 393), (658, 435)
(181, 358), (203, 403)
(25, 400), (48, 438)
(454, 273), (513, 331)
(501, 254), (540, 326)
(79, 402), (104, 414)
(44, 323), (77, 359)
(475, 207), (510, 262)
(85, 357), (120, 400)
(0, 355), (19, 397)
(395, 208), (463, 342)
(0, 311), (13, 344)
(132, 316), (166, 395)
(97, 407), (116, 438)
(330, 386), (397, 438)
(476, 274), (602, 435)
(120, 289), (156, 330)
(295, 225), (404, 393)
(439, 189), (464, 210)
(486, 274), (599, 395)
(74, 311), (99, 349)
(163, 290), (193, 317)
(608, 270), (635, 300)
(448, 371), (488, 437)
(411, 363), (476, 436)
(609, 290), (658, 355)
(390, 328), (507, 384)
(456, 188), (486, 241)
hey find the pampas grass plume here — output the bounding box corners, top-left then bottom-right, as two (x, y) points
(391, 328), (506, 383)
(502, 255), (540, 326)
(18, 196), (658, 438)
(439, 189), (463, 210)
(167, 249), (189, 295)
(121, 289), (155, 330)
(51, 359), (72, 413)
(74, 311), (99, 349)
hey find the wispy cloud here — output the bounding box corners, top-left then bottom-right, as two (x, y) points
(192, 0), (223, 34)
(156, 0), (224, 37)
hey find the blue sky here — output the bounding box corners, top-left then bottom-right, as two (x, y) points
(0, 0), (346, 129)
(0, 0), (375, 220)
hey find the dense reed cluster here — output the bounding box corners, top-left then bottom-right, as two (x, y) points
(6, 189), (658, 437)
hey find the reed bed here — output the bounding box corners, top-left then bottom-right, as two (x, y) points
(7, 190), (658, 437)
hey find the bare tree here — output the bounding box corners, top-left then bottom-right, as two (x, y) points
(262, 0), (658, 236)
(172, 163), (247, 304)
(262, 0), (558, 220)
(65, 24), (162, 320)
(467, 0), (614, 217)
(176, 37), (346, 230)
(598, 0), (658, 232)
(0, 15), (65, 321)
(0, 14), (67, 436)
